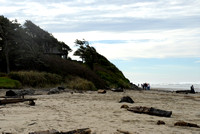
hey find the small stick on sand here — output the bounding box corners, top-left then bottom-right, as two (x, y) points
(117, 129), (132, 134)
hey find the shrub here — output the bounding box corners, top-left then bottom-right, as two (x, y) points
(8, 71), (62, 88)
(41, 55), (106, 89)
(96, 70), (130, 88)
(66, 76), (96, 91)
(0, 77), (22, 89)
(0, 72), (7, 77)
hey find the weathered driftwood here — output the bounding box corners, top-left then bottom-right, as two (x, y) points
(29, 128), (91, 134)
(0, 98), (37, 105)
(98, 89), (106, 94)
(117, 129), (132, 134)
(174, 121), (200, 128)
(111, 88), (124, 92)
(2, 132), (13, 134)
(61, 128), (91, 134)
(127, 106), (172, 117)
(29, 129), (59, 134)
(176, 90), (195, 94)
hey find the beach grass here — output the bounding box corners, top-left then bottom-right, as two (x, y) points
(8, 71), (63, 88)
(65, 76), (96, 90)
(0, 77), (22, 89)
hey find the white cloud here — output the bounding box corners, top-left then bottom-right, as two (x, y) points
(53, 28), (200, 60)
(1, 0), (200, 60)
(2, 0), (200, 27)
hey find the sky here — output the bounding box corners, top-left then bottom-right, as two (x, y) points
(0, 0), (200, 84)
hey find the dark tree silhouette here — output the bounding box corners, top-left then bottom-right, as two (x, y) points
(0, 16), (20, 73)
(74, 39), (97, 70)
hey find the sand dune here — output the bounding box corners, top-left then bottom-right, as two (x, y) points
(0, 90), (200, 134)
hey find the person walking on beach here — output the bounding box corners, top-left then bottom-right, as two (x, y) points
(147, 84), (150, 90)
(190, 85), (195, 94)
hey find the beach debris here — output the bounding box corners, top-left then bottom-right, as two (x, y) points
(176, 90), (195, 94)
(0, 98), (37, 105)
(17, 89), (35, 96)
(58, 86), (65, 90)
(174, 121), (200, 128)
(111, 88), (124, 92)
(120, 104), (129, 109)
(61, 128), (91, 134)
(29, 128), (91, 134)
(5, 90), (17, 97)
(98, 89), (106, 94)
(157, 120), (165, 125)
(29, 100), (36, 106)
(29, 129), (59, 134)
(48, 88), (60, 95)
(127, 106), (172, 117)
(176, 85), (195, 94)
(28, 122), (37, 126)
(117, 129), (132, 134)
(5, 89), (35, 97)
(119, 96), (134, 103)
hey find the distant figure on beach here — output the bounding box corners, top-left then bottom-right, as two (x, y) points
(190, 85), (195, 94)
(141, 83), (150, 90)
(147, 84), (150, 90)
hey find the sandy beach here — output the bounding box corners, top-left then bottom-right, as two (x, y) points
(0, 89), (200, 134)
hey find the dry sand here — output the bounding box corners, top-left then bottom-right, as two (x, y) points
(0, 89), (200, 134)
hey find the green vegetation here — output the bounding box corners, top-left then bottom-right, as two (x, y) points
(9, 71), (62, 88)
(65, 76), (96, 91)
(0, 72), (7, 77)
(0, 16), (131, 90)
(74, 39), (130, 88)
(0, 77), (22, 89)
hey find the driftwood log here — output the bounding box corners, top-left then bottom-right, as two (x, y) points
(174, 121), (200, 128)
(176, 90), (195, 94)
(61, 128), (91, 134)
(98, 89), (106, 94)
(127, 106), (172, 117)
(0, 98), (37, 105)
(117, 129), (132, 134)
(29, 128), (91, 134)
(111, 88), (124, 92)
(29, 129), (59, 134)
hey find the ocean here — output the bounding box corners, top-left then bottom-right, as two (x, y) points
(151, 83), (200, 92)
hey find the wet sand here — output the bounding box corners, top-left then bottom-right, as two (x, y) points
(0, 89), (200, 134)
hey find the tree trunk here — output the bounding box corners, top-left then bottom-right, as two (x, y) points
(0, 33), (10, 73)
(4, 40), (10, 73)
(5, 49), (10, 73)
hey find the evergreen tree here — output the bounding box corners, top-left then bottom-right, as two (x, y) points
(0, 16), (20, 73)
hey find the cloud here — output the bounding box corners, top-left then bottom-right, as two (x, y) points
(1, 0), (200, 60)
(1, 0), (200, 33)
(53, 28), (200, 60)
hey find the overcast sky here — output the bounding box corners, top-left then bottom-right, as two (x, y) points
(1, 0), (200, 84)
